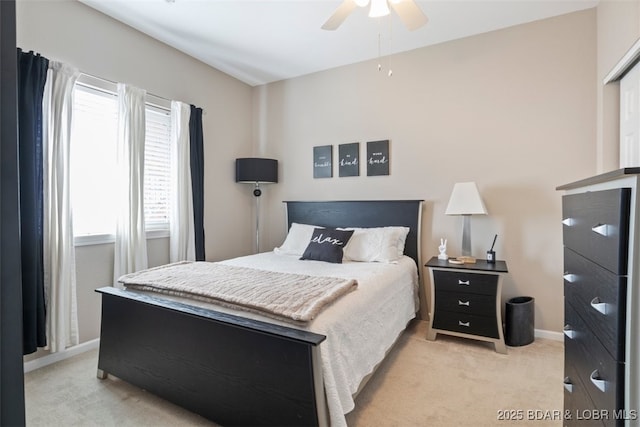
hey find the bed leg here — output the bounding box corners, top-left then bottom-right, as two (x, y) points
(96, 368), (107, 380)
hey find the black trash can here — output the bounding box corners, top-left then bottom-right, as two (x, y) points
(505, 296), (535, 346)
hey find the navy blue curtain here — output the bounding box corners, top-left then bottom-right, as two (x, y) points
(189, 105), (205, 261)
(17, 48), (48, 355)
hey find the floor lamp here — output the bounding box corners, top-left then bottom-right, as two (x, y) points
(445, 182), (487, 257)
(235, 158), (278, 253)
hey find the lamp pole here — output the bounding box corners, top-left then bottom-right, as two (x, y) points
(254, 182), (262, 253)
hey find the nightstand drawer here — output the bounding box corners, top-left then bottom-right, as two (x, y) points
(562, 188), (630, 275)
(435, 289), (496, 317)
(432, 270), (497, 296)
(432, 310), (499, 339)
(564, 248), (626, 361)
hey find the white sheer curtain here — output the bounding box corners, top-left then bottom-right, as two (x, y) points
(169, 101), (195, 262)
(42, 61), (80, 352)
(113, 84), (148, 286)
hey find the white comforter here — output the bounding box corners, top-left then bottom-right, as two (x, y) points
(221, 252), (419, 427)
(130, 252), (419, 427)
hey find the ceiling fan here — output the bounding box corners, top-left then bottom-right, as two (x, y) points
(321, 0), (428, 31)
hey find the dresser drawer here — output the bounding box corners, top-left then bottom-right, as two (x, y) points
(432, 310), (499, 338)
(564, 362), (605, 426)
(562, 188), (630, 275)
(564, 302), (624, 420)
(432, 270), (497, 296)
(435, 289), (496, 317)
(564, 248), (627, 361)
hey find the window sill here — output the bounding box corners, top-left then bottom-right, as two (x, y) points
(74, 229), (169, 247)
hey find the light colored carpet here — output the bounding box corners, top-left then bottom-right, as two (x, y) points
(25, 320), (563, 426)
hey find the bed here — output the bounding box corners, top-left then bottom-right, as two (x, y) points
(95, 200), (423, 426)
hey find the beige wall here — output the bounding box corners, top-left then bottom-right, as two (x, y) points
(255, 10), (597, 331)
(17, 0), (254, 353)
(596, 0), (640, 173)
(16, 2), (605, 353)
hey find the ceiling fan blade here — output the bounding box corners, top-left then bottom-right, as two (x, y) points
(389, 0), (428, 31)
(321, 0), (358, 31)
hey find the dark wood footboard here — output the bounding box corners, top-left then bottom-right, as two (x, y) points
(96, 287), (327, 426)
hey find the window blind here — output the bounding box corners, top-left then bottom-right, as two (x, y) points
(144, 106), (171, 231)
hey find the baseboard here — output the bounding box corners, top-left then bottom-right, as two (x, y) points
(23, 338), (100, 373)
(534, 328), (563, 342)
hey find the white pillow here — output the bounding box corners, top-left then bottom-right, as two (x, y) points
(395, 227), (410, 259)
(343, 226), (410, 263)
(274, 223), (322, 256)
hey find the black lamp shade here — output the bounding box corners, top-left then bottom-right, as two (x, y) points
(235, 158), (278, 183)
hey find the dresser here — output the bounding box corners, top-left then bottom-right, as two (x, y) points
(426, 257), (508, 354)
(558, 169), (640, 426)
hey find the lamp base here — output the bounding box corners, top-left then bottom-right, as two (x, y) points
(461, 215), (472, 257)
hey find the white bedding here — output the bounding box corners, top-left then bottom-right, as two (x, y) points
(128, 251), (419, 427)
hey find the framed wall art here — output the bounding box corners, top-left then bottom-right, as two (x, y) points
(366, 139), (390, 176)
(338, 142), (359, 177)
(313, 145), (333, 178)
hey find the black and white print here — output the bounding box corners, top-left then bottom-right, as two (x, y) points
(313, 145), (332, 178)
(366, 140), (390, 176)
(338, 142), (359, 177)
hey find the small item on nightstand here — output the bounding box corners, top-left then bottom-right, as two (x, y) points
(486, 251), (495, 263)
(448, 256), (476, 264)
(448, 256), (475, 264)
(438, 238), (448, 260)
(487, 234), (497, 264)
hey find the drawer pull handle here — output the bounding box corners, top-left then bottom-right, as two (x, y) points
(563, 377), (573, 393)
(562, 218), (575, 226)
(563, 273), (577, 283)
(458, 300), (470, 306)
(563, 325), (576, 339)
(458, 280), (470, 286)
(590, 370), (606, 393)
(591, 223), (609, 236)
(458, 320), (470, 327)
(590, 297), (608, 315)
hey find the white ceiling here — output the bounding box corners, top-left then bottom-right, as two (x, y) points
(80, 0), (598, 87)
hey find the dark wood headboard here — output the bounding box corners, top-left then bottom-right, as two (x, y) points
(284, 200), (423, 270)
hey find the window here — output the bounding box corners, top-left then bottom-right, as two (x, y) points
(144, 106), (171, 231)
(71, 84), (118, 238)
(70, 78), (172, 244)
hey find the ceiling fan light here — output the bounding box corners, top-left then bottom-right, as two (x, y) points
(369, 0), (390, 17)
(354, 0), (370, 7)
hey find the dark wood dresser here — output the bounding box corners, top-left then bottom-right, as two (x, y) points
(558, 169), (640, 426)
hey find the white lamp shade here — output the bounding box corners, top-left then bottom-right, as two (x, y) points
(445, 182), (488, 215)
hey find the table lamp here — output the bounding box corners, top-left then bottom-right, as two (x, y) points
(235, 158), (278, 252)
(445, 182), (487, 257)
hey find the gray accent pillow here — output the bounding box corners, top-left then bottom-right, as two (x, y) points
(300, 228), (354, 264)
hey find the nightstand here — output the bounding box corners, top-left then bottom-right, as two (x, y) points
(425, 256), (508, 354)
